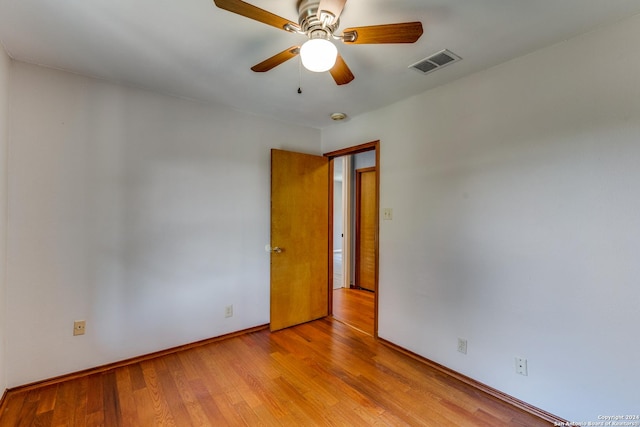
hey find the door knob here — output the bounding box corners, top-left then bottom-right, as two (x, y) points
(265, 245), (283, 254)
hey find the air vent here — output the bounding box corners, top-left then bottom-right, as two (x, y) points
(409, 49), (461, 75)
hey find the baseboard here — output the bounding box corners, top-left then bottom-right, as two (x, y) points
(377, 337), (567, 425)
(6, 324), (269, 395)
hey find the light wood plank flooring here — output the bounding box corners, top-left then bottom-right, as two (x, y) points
(332, 287), (375, 336)
(0, 317), (552, 426)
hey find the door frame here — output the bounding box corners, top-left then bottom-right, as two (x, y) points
(324, 140), (380, 337)
(355, 166), (376, 292)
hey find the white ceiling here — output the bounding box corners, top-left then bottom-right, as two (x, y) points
(1, 0), (640, 129)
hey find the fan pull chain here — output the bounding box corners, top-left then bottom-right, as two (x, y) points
(297, 56), (303, 94)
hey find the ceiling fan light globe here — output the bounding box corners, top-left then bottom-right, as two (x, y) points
(300, 39), (338, 72)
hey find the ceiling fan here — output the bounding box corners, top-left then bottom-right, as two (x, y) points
(213, 0), (424, 85)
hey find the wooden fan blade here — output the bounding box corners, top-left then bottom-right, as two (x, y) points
(329, 54), (354, 85)
(213, 0), (299, 32)
(317, 0), (347, 23)
(342, 22), (423, 44)
(251, 46), (300, 72)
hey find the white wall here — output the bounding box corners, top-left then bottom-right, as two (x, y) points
(322, 14), (640, 422)
(0, 43), (10, 394)
(6, 62), (320, 387)
(333, 179), (343, 252)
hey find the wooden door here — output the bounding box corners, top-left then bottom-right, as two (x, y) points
(355, 167), (376, 292)
(270, 149), (329, 331)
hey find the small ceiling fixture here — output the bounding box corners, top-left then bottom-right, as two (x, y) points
(330, 112), (347, 121)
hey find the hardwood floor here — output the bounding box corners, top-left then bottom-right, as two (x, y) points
(332, 287), (375, 336)
(0, 318), (552, 426)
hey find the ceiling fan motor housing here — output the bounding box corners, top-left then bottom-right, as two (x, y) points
(297, 0), (339, 39)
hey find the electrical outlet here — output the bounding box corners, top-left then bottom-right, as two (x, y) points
(515, 357), (528, 376)
(457, 338), (467, 354)
(383, 208), (393, 220)
(73, 320), (86, 336)
(225, 305), (233, 318)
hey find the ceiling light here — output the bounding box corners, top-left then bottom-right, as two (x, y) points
(300, 39), (337, 73)
(330, 112), (347, 121)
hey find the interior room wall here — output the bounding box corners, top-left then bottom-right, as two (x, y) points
(353, 150), (375, 170)
(0, 43), (10, 394)
(350, 151), (376, 287)
(6, 61), (320, 387)
(333, 177), (343, 290)
(333, 157), (343, 252)
(321, 14), (640, 421)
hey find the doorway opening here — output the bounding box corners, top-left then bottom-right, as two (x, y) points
(325, 141), (379, 337)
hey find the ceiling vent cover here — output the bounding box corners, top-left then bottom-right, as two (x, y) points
(409, 49), (461, 75)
